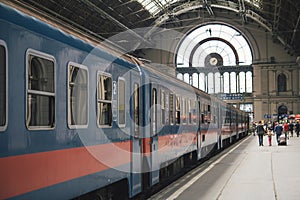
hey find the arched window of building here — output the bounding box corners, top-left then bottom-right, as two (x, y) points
(175, 23), (253, 94)
(278, 73), (286, 92)
(278, 105), (288, 117)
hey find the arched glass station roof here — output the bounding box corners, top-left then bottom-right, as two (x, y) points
(137, 0), (262, 16)
(176, 23), (253, 67)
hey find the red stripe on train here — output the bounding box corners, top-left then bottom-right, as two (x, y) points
(0, 141), (131, 199)
(158, 132), (197, 152)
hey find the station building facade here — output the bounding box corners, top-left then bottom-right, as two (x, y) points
(134, 19), (300, 123)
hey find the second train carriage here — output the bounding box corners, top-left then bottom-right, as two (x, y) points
(0, 3), (249, 199)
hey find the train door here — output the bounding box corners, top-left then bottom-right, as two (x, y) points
(130, 74), (143, 196)
(140, 82), (151, 191)
(141, 83), (159, 190)
(150, 85), (159, 185)
(197, 99), (202, 159)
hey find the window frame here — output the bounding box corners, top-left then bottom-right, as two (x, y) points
(26, 49), (56, 130)
(277, 73), (287, 92)
(182, 97), (187, 125)
(133, 82), (140, 138)
(97, 71), (113, 128)
(175, 95), (181, 125)
(169, 93), (174, 125)
(161, 89), (165, 125)
(67, 62), (89, 129)
(0, 40), (7, 132)
(118, 77), (126, 127)
(152, 88), (157, 135)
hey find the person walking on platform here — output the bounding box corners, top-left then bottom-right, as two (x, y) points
(256, 121), (265, 146)
(274, 122), (283, 144)
(267, 123), (273, 146)
(289, 122), (294, 137)
(267, 129), (273, 146)
(283, 122), (289, 139)
(295, 121), (300, 137)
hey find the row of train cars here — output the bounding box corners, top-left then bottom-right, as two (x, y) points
(0, 3), (249, 200)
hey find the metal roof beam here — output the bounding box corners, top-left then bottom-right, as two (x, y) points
(238, 0), (247, 24)
(114, 0), (136, 8)
(203, 0), (214, 16)
(290, 13), (300, 44)
(81, 0), (152, 45)
(272, 0), (281, 36)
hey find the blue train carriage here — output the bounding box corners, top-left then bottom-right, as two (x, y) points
(193, 89), (218, 158)
(0, 2), (148, 199)
(138, 63), (200, 185)
(239, 108), (249, 138)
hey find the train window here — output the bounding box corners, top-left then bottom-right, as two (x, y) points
(152, 88), (157, 135)
(182, 98), (186, 124)
(118, 78), (125, 126)
(188, 100), (197, 124)
(188, 100), (193, 124)
(26, 50), (55, 129)
(161, 90), (165, 125)
(97, 73), (112, 127)
(201, 104), (205, 124)
(169, 93), (174, 125)
(68, 63), (88, 128)
(133, 83), (139, 137)
(0, 42), (7, 131)
(176, 96), (180, 124)
(213, 116), (216, 124)
(192, 100), (197, 124)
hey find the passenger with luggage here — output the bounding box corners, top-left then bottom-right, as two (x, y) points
(279, 134), (287, 145)
(274, 122), (283, 144)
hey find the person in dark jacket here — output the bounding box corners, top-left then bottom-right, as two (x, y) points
(256, 121), (265, 146)
(295, 121), (300, 137)
(289, 122), (294, 137)
(274, 122), (283, 144)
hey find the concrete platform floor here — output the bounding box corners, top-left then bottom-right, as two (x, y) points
(149, 134), (300, 200)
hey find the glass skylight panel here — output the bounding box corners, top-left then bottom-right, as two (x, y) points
(239, 72), (246, 93)
(136, 0), (179, 15)
(223, 73), (230, 93)
(245, 0), (262, 8)
(246, 72), (253, 92)
(230, 72), (237, 93)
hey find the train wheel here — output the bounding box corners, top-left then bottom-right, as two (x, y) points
(94, 191), (107, 200)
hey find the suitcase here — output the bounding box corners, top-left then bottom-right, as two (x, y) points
(278, 134), (287, 145)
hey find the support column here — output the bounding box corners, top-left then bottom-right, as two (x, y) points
(273, 70), (277, 93)
(205, 74), (208, 93)
(229, 72), (231, 93)
(213, 73), (216, 93)
(221, 74), (224, 93)
(237, 72), (240, 93)
(198, 73), (200, 89)
(244, 72), (247, 93)
(189, 73), (193, 85)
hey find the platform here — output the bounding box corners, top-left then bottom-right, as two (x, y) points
(149, 134), (300, 200)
